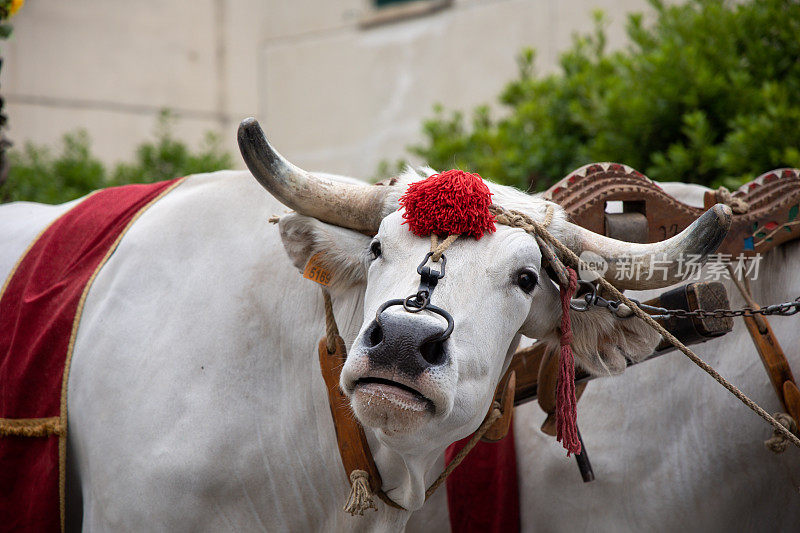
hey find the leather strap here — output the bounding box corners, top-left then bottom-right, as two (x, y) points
(740, 312), (800, 425)
(317, 335), (402, 508)
(481, 369), (516, 442)
(726, 268), (800, 428)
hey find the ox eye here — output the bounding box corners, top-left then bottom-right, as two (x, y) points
(516, 269), (538, 293)
(369, 239), (382, 259)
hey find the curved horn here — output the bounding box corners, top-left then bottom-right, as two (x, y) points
(238, 117), (399, 232)
(564, 204), (732, 290)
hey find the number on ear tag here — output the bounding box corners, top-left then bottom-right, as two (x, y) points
(303, 252), (332, 286)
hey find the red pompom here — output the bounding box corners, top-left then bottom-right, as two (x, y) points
(399, 170), (496, 238)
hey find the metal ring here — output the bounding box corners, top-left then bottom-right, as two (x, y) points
(403, 292), (429, 313)
(374, 298), (455, 342)
(375, 299), (406, 321)
(417, 252), (446, 277)
(570, 292), (595, 312)
(424, 303), (455, 342)
(570, 280), (597, 312)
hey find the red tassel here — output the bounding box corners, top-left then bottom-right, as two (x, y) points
(399, 170), (495, 239)
(556, 268), (581, 456)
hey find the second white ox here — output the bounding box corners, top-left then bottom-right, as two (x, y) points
(410, 181), (800, 532)
(0, 119), (730, 530)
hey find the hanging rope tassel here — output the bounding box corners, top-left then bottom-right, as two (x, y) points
(343, 470), (377, 516)
(764, 412), (798, 454)
(556, 267), (581, 456)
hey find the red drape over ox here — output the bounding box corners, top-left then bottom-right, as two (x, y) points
(0, 178), (184, 532)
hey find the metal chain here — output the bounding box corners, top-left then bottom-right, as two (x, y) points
(652, 298), (800, 319)
(570, 280), (800, 319)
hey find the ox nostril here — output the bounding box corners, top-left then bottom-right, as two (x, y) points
(420, 339), (447, 367)
(366, 321), (383, 347)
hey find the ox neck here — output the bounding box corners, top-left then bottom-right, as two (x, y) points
(368, 433), (446, 510)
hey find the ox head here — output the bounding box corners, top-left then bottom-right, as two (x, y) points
(239, 118), (731, 454)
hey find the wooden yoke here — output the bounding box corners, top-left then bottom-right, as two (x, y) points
(530, 164), (800, 452)
(545, 164), (800, 257)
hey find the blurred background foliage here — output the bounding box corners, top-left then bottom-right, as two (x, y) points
(0, 0), (24, 192)
(1, 110), (232, 204)
(4, 0), (798, 203)
(400, 0), (800, 191)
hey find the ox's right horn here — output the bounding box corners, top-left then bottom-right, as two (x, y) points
(563, 203), (732, 290)
(238, 117), (399, 232)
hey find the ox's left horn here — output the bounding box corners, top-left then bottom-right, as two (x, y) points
(563, 203), (732, 290)
(238, 117), (399, 232)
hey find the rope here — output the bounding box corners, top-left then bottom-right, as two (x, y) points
(430, 234), (460, 262)
(0, 417), (64, 437)
(424, 403), (503, 499)
(764, 413), (798, 454)
(489, 204), (800, 450)
(542, 204), (555, 227)
(343, 470), (378, 515)
(714, 186), (749, 214)
(322, 289), (339, 354)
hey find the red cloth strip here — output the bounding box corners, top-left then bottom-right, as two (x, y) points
(445, 423), (520, 532)
(0, 178), (183, 532)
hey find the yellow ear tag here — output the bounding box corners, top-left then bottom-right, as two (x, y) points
(303, 252), (332, 286)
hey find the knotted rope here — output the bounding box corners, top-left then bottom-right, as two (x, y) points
(714, 186), (749, 214)
(764, 413), (798, 454)
(343, 470), (377, 515)
(489, 204), (800, 450)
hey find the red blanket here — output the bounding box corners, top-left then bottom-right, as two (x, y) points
(446, 424), (520, 532)
(0, 178), (184, 532)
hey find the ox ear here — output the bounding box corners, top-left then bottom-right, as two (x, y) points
(536, 301), (660, 376)
(566, 308), (661, 375)
(278, 213), (371, 289)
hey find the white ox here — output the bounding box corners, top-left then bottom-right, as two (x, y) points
(0, 120), (730, 531)
(410, 181), (800, 532)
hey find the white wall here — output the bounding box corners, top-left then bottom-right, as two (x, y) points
(1, 0), (649, 178)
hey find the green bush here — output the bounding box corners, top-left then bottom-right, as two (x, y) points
(112, 111), (232, 186)
(1, 110), (233, 204)
(408, 0), (800, 191)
